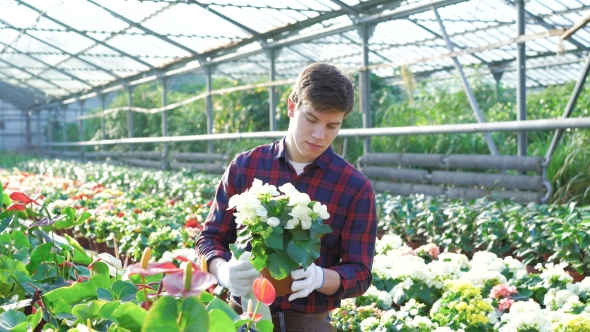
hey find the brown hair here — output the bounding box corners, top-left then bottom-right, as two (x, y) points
(289, 63), (355, 117)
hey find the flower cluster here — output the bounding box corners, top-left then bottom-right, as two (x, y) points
(229, 179), (332, 280)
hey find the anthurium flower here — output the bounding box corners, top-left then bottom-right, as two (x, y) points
(162, 263), (217, 297)
(126, 262), (183, 277)
(9, 192), (41, 205)
(7, 203), (25, 211)
(240, 299), (263, 322)
(253, 277), (276, 306)
(97, 253), (123, 269)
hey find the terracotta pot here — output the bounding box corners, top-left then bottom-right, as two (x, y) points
(75, 236), (90, 249)
(95, 241), (107, 254)
(260, 268), (293, 297)
(567, 269), (586, 283)
(526, 265), (540, 274)
(88, 238), (96, 251)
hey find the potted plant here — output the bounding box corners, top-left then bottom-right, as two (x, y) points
(229, 179), (332, 296)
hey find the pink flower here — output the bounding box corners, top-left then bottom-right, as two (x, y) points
(498, 298), (515, 311)
(489, 284), (518, 299)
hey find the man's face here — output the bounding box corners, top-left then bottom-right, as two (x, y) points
(286, 98), (344, 163)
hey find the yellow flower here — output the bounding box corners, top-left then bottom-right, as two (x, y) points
(455, 302), (468, 311)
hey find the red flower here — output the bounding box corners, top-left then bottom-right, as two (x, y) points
(133, 208), (142, 214)
(185, 219), (201, 229)
(9, 192), (41, 206)
(169, 200), (175, 206)
(206, 200), (213, 207)
(240, 312), (263, 322)
(253, 277), (276, 306)
(7, 203), (26, 211)
(117, 212), (125, 217)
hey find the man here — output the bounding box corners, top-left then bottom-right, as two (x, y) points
(196, 62), (376, 331)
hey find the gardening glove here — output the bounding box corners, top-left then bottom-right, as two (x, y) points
(216, 252), (260, 297)
(288, 263), (324, 301)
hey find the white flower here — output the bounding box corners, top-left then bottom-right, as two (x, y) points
(312, 202), (330, 219)
(250, 178), (279, 196)
(97, 253), (122, 269)
(278, 182), (298, 196)
(284, 218), (299, 229)
(360, 317), (379, 331)
(289, 204), (313, 229)
(267, 217), (280, 227)
(288, 191), (311, 206)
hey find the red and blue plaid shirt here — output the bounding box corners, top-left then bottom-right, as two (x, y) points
(196, 138), (377, 313)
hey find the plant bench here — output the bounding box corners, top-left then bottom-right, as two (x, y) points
(357, 153), (552, 203)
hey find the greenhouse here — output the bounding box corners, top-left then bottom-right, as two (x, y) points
(1, 0), (590, 331)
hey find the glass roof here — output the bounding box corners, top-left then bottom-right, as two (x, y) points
(0, 0), (589, 109)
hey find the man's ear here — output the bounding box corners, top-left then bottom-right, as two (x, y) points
(287, 98), (296, 117)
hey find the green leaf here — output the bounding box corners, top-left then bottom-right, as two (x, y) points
(64, 235), (92, 265)
(0, 310), (27, 331)
(250, 244), (267, 272)
(90, 261), (111, 277)
(289, 227), (310, 241)
(266, 253), (299, 280)
(2, 193), (10, 207)
(97, 301), (121, 321)
(208, 308), (233, 332)
(141, 296), (179, 332)
(256, 319), (274, 332)
(287, 238), (321, 268)
(12, 231), (30, 250)
(75, 211), (92, 226)
(180, 296), (208, 332)
(72, 301), (102, 324)
(1, 256), (28, 283)
(97, 288), (114, 301)
(27, 242), (55, 274)
(111, 280), (137, 302)
(47, 298), (71, 316)
(264, 227), (284, 250)
(205, 297), (239, 322)
(26, 308), (43, 331)
(0, 212), (10, 233)
(43, 273), (111, 306)
(112, 302), (147, 332)
(309, 219), (332, 240)
(199, 291), (214, 304)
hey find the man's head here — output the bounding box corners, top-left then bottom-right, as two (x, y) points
(288, 62), (354, 117)
(285, 63), (354, 163)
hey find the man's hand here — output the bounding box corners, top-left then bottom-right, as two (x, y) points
(216, 254), (260, 297)
(288, 263), (324, 301)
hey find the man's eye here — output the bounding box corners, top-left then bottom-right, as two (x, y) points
(306, 117), (316, 123)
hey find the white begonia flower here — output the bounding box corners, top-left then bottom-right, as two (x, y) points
(267, 217), (280, 227)
(288, 191), (311, 206)
(360, 317), (379, 332)
(250, 178), (280, 196)
(284, 218), (299, 229)
(289, 204), (313, 229)
(278, 182), (298, 196)
(97, 253), (122, 269)
(578, 277), (590, 293)
(255, 204), (267, 217)
(312, 202), (330, 219)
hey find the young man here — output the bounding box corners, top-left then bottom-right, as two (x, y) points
(196, 62), (376, 331)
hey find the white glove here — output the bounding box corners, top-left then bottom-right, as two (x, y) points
(217, 252), (260, 297)
(288, 263), (324, 301)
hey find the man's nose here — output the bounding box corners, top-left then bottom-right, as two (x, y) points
(312, 124), (325, 140)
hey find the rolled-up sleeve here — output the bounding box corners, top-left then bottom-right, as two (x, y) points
(196, 161), (238, 264)
(330, 181), (376, 299)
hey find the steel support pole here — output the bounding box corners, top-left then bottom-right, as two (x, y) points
(62, 106), (67, 153)
(47, 108), (53, 153)
(358, 24), (374, 154)
(160, 77), (170, 170)
(78, 99), (85, 161)
(100, 94), (106, 141)
(516, 0), (527, 156)
(545, 53), (590, 163)
(267, 48), (280, 131)
(36, 110), (41, 154)
(205, 66), (214, 153)
(25, 110), (31, 149)
(433, 6), (499, 156)
(127, 85), (134, 152)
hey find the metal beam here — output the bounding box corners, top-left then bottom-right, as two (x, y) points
(15, 0), (155, 70)
(187, 0), (264, 40)
(0, 17), (122, 80)
(561, 11), (590, 41)
(433, 6), (499, 156)
(43, 117), (590, 147)
(516, 0), (527, 157)
(205, 65), (214, 153)
(328, 0), (359, 19)
(545, 52), (590, 163)
(87, 0), (199, 58)
(0, 58), (68, 92)
(161, 77), (170, 170)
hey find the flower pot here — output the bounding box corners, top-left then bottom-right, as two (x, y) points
(75, 235), (90, 249)
(95, 241), (107, 254)
(261, 268), (293, 297)
(567, 269), (586, 283)
(526, 265), (540, 274)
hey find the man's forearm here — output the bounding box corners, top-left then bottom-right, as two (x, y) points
(208, 257), (227, 279)
(317, 268), (341, 296)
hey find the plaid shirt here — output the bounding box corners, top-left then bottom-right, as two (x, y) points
(196, 138), (376, 313)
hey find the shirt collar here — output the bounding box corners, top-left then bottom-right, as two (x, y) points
(275, 137), (332, 170)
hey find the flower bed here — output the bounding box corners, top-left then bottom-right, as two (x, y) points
(331, 234), (590, 331)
